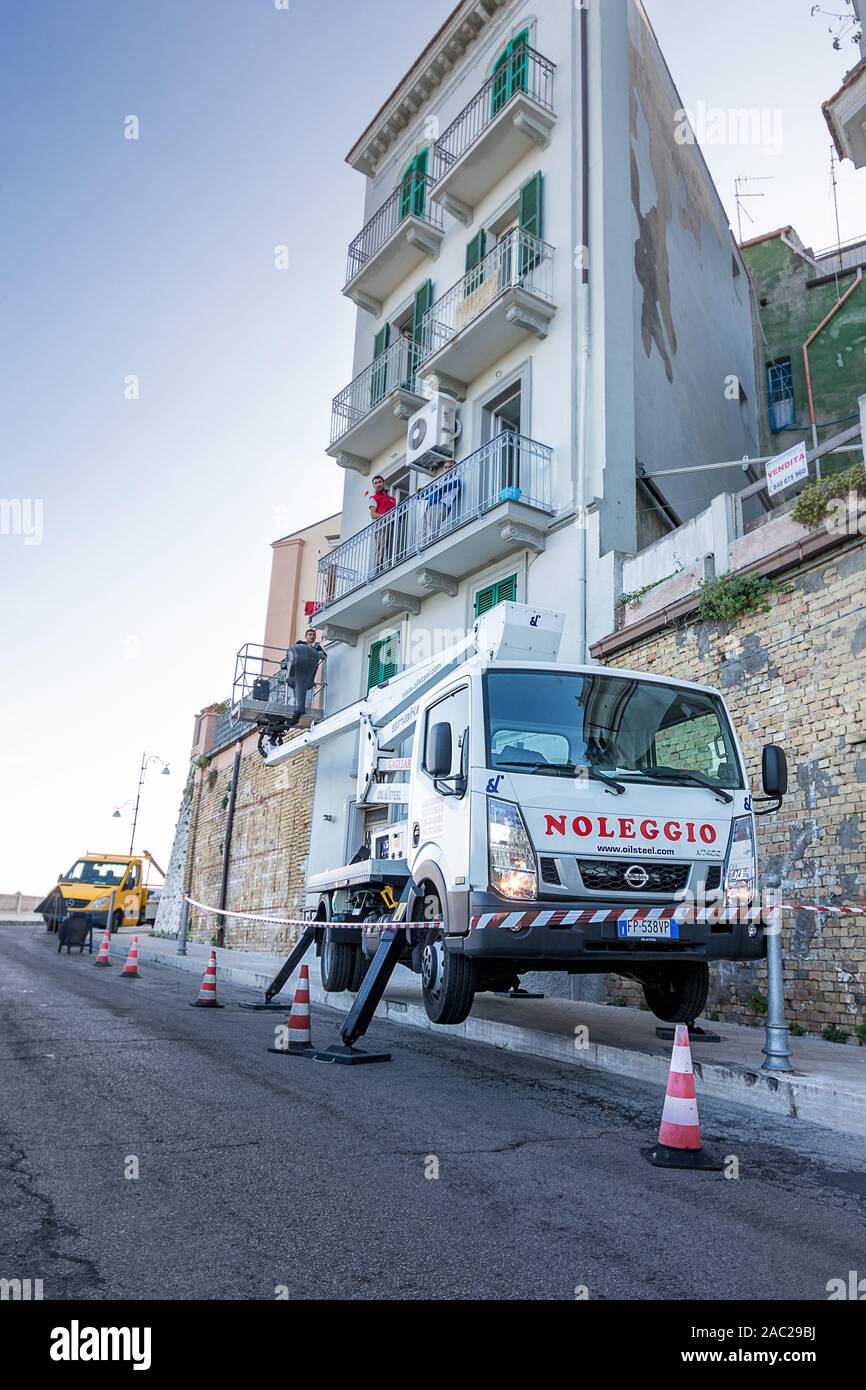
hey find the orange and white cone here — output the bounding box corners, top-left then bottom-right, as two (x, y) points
(120, 934), (141, 978)
(645, 1024), (722, 1170)
(94, 931), (112, 967)
(268, 964), (314, 1057)
(190, 949), (224, 1008)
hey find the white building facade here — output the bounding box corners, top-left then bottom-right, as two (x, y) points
(307, 0), (760, 873)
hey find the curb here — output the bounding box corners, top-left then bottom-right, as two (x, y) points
(117, 938), (866, 1138)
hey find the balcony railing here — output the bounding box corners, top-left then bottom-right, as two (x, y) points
(432, 42), (555, 175)
(417, 228), (554, 363)
(345, 176), (444, 287)
(330, 335), (421, 447)
(315, 430), (554, 610)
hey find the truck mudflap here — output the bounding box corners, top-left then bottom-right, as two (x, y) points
(454, 898), (765, 964)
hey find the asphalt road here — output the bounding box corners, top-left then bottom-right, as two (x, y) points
(2, 924), (865, 1302)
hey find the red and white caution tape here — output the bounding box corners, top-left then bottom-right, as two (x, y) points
(183, 895), (443, 932)
(779, 901), (866, 917)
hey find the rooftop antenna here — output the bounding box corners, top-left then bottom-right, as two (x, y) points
(734, 176), (772, 244)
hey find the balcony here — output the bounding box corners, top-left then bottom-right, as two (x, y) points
(313, 430), (554, 635)
(327, 335), (426, 471)
(343, 176), (445, 316)
(431, 44), (556, 225)
(417, 228), (555, 391)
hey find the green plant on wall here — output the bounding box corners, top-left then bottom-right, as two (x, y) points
(790, 462), (866, 529)
(696, 574), (781, 624)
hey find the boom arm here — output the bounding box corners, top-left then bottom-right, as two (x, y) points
(264, 603), (564, 805)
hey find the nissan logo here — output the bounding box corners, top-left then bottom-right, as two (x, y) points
(624, 864), (650, 889)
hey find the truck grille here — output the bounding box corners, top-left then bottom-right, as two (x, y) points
(706, 865), (722, 890)
(539, 857), (561, 885)
(63, 898), (89, 909)
(577, 860), (690, 894)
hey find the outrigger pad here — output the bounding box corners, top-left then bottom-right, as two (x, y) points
(642, 1142), (724, 1171)
(267, 1044), (317, 1059)
(311, 1044), (391, 1066)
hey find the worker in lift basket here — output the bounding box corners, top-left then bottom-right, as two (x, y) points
(281, 629), (325, 726)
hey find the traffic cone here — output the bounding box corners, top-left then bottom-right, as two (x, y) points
(94, 931), (112, 967)
(644, 1024), (723, 1170)
(268, 964), (315, 1057)
(189, 949), (224, 1008)
(120, 935), (141, 979)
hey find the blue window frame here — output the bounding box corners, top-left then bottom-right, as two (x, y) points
(767, 360), (795, 433)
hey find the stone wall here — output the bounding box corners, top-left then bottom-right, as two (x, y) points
(157, 731), (317, 957)
(595, 535), (866, 1036)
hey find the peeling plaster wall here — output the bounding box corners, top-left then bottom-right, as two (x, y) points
(622, 2), (760, 542)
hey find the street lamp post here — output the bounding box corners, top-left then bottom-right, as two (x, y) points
(119, 753), (170, 855)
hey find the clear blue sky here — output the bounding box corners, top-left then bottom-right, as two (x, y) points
(2, 0), (864, 893)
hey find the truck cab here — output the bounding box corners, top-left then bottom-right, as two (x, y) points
(38, 853), (162, 934)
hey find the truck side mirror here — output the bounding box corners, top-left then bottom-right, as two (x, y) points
(762, 745), (788, 798)
(426, 722), (452, 778)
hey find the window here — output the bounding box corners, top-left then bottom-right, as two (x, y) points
(125, 864), (140, 889)
(484, 671), (742, 788)
(399, 148), (428, 221)
(367, 631), (399, 692)
(475, 573), (518, 617)
(767, 359), (795, 432)
(491, 28), (530, 116)
(423, 686), (470, 779)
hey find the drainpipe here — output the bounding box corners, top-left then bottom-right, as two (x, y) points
(803, 268), (863, 463)
(216, 749), (241, 948)
(573, 0), (591, 663)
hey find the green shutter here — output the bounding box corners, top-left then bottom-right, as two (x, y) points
(412, 279), (433, 344)
(368, 633), (400, 692)
(465, 228), (487, 273)
(475, 574), (518, 618)
(519, 172), (543, 274)
(399, 148), (428, 221)
(492, 28), (530, 115)
(464, 229), (487, 297)
(370, 323), (391, 405)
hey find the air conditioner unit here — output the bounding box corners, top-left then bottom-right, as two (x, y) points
(406, 394), (459, 472)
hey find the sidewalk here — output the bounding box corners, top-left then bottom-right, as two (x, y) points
(108, 932), (866, 1138)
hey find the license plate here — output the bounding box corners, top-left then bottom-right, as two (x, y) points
(617, 913), (679, 939)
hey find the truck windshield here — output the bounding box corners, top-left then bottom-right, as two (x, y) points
(63, 860), (130, 886)
(485, 671), (743, 790)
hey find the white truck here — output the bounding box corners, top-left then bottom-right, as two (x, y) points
(265, 603), (788, 1028)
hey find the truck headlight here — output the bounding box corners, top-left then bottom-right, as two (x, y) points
(724, 815), (756, 915)
(90, 894), (112, 911)
(488, 798), (537, 900)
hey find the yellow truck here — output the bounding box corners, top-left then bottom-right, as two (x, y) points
(37, 851), (165, 935)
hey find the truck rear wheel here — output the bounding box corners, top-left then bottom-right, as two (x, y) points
(640, 962), (709, 1023)
(320, 930), (354, 993)
(348, 945), (369, 993)
(420, 929), (476, 1025)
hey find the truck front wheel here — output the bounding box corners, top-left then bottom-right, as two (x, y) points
(110, 909), (124, 935)
(320, 930), (355, 993)
(640, 962), (709, 1023)
(420, 929), (476, 1025)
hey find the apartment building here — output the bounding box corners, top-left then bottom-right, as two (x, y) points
(308, 0), (760, 873)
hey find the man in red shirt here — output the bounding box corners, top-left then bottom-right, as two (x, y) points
(369, 475), (397, 574)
